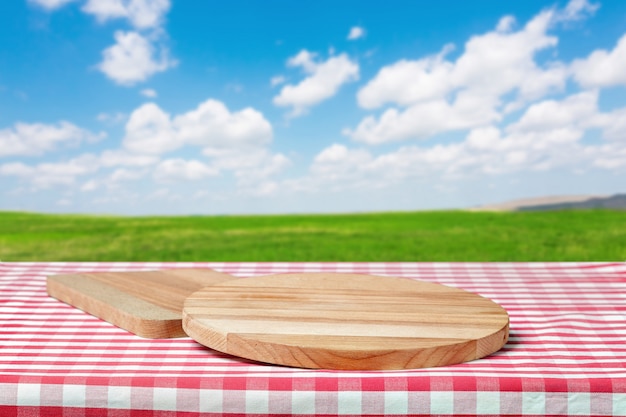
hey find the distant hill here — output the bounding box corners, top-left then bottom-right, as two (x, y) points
(517, 194), (626, 211)
(471, 194), (626, 211)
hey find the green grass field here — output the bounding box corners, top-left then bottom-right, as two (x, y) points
(1, 210), (625, 261)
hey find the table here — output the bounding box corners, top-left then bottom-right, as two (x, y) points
(1, 262), (625, 416)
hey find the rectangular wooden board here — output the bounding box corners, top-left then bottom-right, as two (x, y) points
(47, 269), (235, 338)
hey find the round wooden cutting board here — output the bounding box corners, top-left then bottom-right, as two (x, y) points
(182, 273), (509, 370)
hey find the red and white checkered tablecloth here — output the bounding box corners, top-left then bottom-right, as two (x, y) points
(1, 262), (625, 416)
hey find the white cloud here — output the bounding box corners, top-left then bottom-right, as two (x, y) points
(502, 90), (626, 144)
(310, 144), (373, 187)
(314, 143), (353, 164)
(80, 166), (148, 192)
(173, 99), (272, 148)
(0, 162), (33, 177)
(270, 75), (286, 87)
(346, 94), (500, 144)
(349, 3), (579, 144)
(506, 90), (598, 133)
(123, 0), (170, 29)
(203, 148), (290, 187)
(81, 179), (99, 192)
(287, 144), (404, 193)
(598, 108), (626, 142)
(458, 92), (610, 174)
(496, 15), (516, 32)
(75, 0), (178, 86)
(99, 149), (159, 167)
(0, 121), (104, 157)
(356, 45), (455, 109)
(82, 0), (127, 21)
(82, 0), (170, 29)
(294, 90), (626, 194)
(553, 0), (599, 23)
(357, 9), (563, 109)
(98, 31), (176, 86)
(38, 0), (175, 85)
(0, 155), (100, 188)
(0, 142), (161, 191)
(140, 88), (157, 98)
(1, 142), (290, 195)
(273, 50), (359, 117)
(588, 143), (626, 169)
(28, 0), (76, 10)
(454, 12), (566, 101)
(123, 99), (273, 155)
(123, 102), (178, 154)
(287, 50), (317, 72)
(110, 167), (146, 182)
(2, 98), (276, 194)
(97, 111), (126, 125)
(571, 33), (626, 88)
(153, 159), (218, 182)
(465, 126), (502, 150)
(347, 26), (365, 40)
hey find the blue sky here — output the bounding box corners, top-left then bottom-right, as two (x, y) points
(1, 0), (625, 214)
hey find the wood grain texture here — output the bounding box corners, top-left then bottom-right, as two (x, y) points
(182, 273), (509, 370)
(47, 269), (235, 338)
